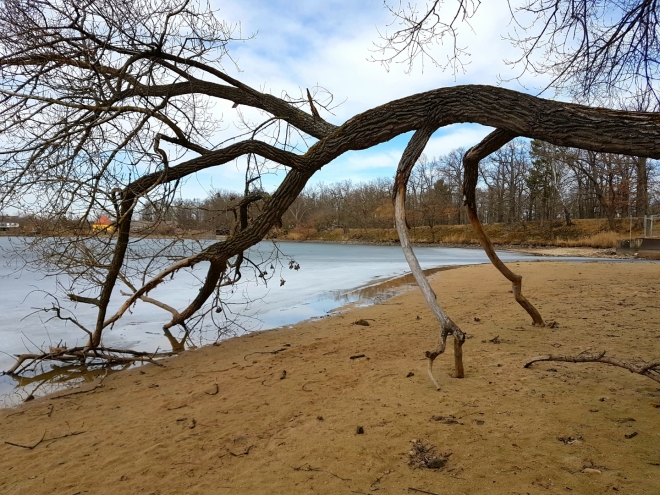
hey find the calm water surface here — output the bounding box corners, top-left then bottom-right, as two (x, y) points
(0, 237), (600, 403)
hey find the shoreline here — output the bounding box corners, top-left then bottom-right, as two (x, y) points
(1, 231), (639, 260)
(0, 247), (635, 405)
(1, 261), (659, 494)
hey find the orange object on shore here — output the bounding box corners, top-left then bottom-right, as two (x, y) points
(92, 215), (115, 232)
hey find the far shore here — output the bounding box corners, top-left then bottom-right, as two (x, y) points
(0, 229), (635, 260)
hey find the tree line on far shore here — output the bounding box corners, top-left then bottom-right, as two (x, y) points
(3, 139), (658, 236)
(140, 140), (660, 234)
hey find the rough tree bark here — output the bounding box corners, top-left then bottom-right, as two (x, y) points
(462, 129), (545, 326)
(636, 156), (649, 219)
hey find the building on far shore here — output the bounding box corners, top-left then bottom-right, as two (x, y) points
(0, 221), (19, 232)
(0, 214), (21, 232)
(92, 215), (115, 233)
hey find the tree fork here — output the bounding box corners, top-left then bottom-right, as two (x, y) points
(462, 129), (545, 327)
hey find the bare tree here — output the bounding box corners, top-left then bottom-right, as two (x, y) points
(568, 150), (635, 230)
(376, 1), (660, 106)
(2, 0), (660, 385)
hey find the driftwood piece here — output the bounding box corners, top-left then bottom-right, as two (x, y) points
(525, 351), (660, 383)
(462, 129), (545, 327)
(394, 126), (466, 389)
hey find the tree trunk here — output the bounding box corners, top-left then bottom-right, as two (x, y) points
(636, 156), (648, 223)
(563, 206), (573, 226)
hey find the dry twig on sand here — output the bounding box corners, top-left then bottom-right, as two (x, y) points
(525, 351), (660, 383)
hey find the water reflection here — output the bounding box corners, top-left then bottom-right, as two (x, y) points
(1, 265), (454, 405)
(330, 266), (460, 305)
(163, 327), (189, 352)
(2, 363), (129, 406)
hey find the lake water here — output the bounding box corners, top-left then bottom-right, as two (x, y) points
(0, 237), (600, 404)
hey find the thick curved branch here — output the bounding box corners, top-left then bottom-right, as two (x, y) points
(394, 125), (466, 389)
(107, 85), (660, 336)
(462, 129), (545, 326)
(162, 259), (225, 330)
(46, 85), (660, 350)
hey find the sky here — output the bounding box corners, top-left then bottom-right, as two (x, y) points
(176, 0), (554, 198)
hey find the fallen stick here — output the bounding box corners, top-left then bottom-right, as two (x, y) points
(525, 351), (660, 383)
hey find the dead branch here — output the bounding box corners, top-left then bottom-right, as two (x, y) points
(306, 88), (321, 119)
(393, 126), (466, 389)
(5, 347), (171, 376)
(525, 352), (660, 383)
(462, 129), (545, 326)
(243, 347), (289, 361)
(120, 290), (180, 318)
(293, 463), (351, 482)
(4, 430), (46, 449)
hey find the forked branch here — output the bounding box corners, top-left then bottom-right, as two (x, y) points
(394, 126), (466, 390)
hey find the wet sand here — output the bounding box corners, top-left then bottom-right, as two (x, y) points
(1, 261), (659, 494)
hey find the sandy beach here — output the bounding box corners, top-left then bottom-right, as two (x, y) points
(1, 260), (659, 494)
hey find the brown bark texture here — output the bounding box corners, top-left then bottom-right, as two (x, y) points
(462, 130), (545, 326)
(525, 352), (660, 384)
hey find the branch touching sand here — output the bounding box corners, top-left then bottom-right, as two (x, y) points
(5, 429), (85, 449)
(394, 126), (466, 389)
(462, 129), (545, 327)
(525, 352), (660, 383)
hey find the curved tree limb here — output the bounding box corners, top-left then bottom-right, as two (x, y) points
(462, 129), (545, 326)
(162, 259), (226, 330)
(99, 84), (660, 349)
(525, 352), (660, 384)
(393, 125), (466, 389)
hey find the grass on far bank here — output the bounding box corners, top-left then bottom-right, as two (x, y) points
(277, 218), (642, 249)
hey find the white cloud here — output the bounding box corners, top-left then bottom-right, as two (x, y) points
(425, 125), (495, 158)
(178, 1), (555, 195)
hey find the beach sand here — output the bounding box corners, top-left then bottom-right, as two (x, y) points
(1, 261), (659, 494)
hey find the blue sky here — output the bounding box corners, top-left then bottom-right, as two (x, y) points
(180, 1), (553, 198)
